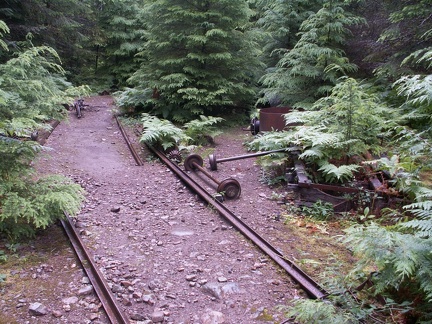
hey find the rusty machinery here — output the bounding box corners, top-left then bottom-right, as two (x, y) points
(184, 154), (241, 200)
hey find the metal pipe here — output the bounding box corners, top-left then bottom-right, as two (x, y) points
(217, 148), (287, 163)
(191, 160), (220, 184)
(209, 148), (288, 170)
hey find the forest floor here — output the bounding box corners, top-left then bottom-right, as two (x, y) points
(0, 96), (356, 323)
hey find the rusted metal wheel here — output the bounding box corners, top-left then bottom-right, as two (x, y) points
(217, 178), (241, 200)
(184, 154), (203, 171)
(250, 117), (260, 135)
(209, 154), (218, 170)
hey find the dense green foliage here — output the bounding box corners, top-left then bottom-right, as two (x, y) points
(93, 0), (147, 86)
(259, 0), (365, 108)
(126, 0), (262, 121)
(0, 21), (85, 240)
(139, 113), (223, 150)
(1, 0), (432, 321)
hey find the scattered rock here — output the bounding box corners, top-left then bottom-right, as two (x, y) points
(62, 296), (79, 305)
(89, 313), (100, 321)
(201, 283), (222, 300)
(78, 285), (94, 296)
(130, 312), (146, 321)
(142, 294), (156, 305)
(201, 309), (225, 324)
(150, 310), (164, 323)
(52, 310), (63, 318)
(28, 302), (48, 316)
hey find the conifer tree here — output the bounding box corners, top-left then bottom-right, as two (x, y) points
(0, 22), (84, 240)
(253, 0), (322, 68)
(375, 0), (432, 78)
(128, 0), (262, 121)
(93, 0), (147, 87)
(0, 0), (95, 79)
(259, 0), (365, 108)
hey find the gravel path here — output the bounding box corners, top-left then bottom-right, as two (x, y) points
(3, 96), (297, 323)
(1, 96), (352, 323)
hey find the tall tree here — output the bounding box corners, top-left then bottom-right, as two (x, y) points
(253, 0), (322, 68)
(0, 0), (96, 80)
(92, 0), (147, 87)
(374, 0), (432, 79)
(128, 0), (263, 121)
(259, 0), (365, 108)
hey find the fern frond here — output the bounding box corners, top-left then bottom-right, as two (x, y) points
(140, 113), (189, 150)
(183, 115), (224, 145)
(299, 147), (325, 160)
(318, 162), (359, 183)
(401, 219), (432, 238)
(345, 223), (432, 302)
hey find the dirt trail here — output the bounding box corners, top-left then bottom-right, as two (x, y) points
(1, 96), (353, 323)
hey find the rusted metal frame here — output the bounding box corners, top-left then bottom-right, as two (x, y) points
(298, 182), (360, 194)
(61, 214), (130, 324)
(115, 116), (143, 166)
(148, 145), (328, 299)
(294, 159), (360, 194)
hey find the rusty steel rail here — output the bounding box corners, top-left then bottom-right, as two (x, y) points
(61, 214), (130, 324)
(115, 115), (143, 166)
(115, 116), (327, 298)
(147, 145), (328, 300)
(40, 116), (130, 323)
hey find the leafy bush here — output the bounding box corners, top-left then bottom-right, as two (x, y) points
(302, 200), (334, 221)
(343, 185), (432, 322)
(0, 173), (84, 240)
(140, 113), (225, 151)
(184, 116), (224, 146)
(249, 78), (395, 185)
(114, 87), (154, 114)
(139, 113), (189, 151)
(0, 21), (86, 240)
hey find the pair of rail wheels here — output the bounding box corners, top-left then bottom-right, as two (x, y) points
(184, 154), (241, 200)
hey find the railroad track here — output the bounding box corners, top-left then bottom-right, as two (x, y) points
(55, 109), (328, 324)
(147, 145), (327, 300)
(114, 116), (328, 300)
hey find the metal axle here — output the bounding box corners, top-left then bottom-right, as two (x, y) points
(184, 154), (241, 199)
(209, 148), (288, 170)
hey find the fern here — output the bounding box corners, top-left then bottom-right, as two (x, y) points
(139, 113), (190, 150)
(395, 74), (432, 108)
(318, 162), (360, 183)
(402, 187), (432, 237)
(0, 20), (9, 51)
(183, 115), (224, 145)
(345, 223), (432, 299)
(281, 299), (359, 324)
